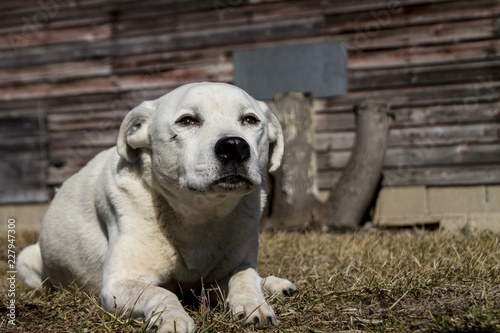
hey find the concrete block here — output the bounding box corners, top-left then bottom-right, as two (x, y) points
(468, 213), (500, 233)
(439, 215), (469, 233)
(373, 186), (429, 226)
(486, 186), (500, 213)
(427, 186), (485, 215)
(374, 185), (499, 233)
(440, 213), (500, 233)
(0, 203), (48, 231)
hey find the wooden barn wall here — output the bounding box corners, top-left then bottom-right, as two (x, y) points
(0, 0), (499, 201)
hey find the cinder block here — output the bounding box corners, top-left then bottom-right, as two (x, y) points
(486, 186), (500, 213)
(0, 203), (48, 231)
(439, 215), (469, 233)
(374, 185), (499, 232)
(468, 213), (500, 233)
(374, 186), (429, 226)
(427, 186), (485, 215)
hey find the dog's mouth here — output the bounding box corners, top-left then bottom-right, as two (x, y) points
(187, 175), (254, 194)
(211, 174), (254, 190)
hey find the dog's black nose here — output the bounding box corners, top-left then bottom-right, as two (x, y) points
(215, 137), (251, 163)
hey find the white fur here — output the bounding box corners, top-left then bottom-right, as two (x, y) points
(18, 82), (297, 333)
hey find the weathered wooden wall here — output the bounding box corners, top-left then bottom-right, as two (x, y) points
(1, 0), (499, 201)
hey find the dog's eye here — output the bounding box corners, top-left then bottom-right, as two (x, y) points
(176, 116), (201, 126)
(242, 115), (260, 125)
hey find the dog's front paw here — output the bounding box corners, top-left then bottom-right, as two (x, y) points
(263, 276), (299, 297)
(226, 295), (277, 328)
(147, 308), (195, 333)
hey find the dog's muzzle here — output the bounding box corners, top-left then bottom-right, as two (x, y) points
(212, 136), (255, 190)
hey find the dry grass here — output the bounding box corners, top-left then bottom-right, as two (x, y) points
(1, 229), (500, 332)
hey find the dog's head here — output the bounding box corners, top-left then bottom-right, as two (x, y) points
(117, 82), (283, 195)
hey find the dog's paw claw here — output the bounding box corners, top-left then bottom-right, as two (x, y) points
(263, 276), (299, 298)
(283, 287), (299, 297)
(227, 296), (277, 328)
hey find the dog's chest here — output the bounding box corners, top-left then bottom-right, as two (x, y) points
(174, 227), (247, 282)
(154, 194), (259, 284)
(179, 240), (231, 278)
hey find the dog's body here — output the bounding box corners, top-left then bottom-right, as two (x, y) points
(18, 82), (297, 332)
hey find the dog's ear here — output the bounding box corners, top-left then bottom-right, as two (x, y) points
(117, 100), (156, 162)
(258, 101), (284, 173)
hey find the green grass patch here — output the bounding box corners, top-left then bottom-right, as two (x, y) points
(1, 229), (499, 332)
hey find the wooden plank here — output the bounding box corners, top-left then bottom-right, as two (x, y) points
(0, 77), (117, 100)
(49, 130), (118, 150)
(342, 18), (495, 51)
(47, 165), (80, 186)
(0, 83), (174, 109)
(0, 91), (120, 114)
(114, 47), (226, 73)
(387, 123), (500, 147)
(0, 0), (210, 31)
(116, 62), (232, 91)
(0, 0), (109, 19)
(315, 103), (500, 132)
(47, 110), (125, 125)
(349, 39), (500, 70)
(316, 131), (355, 151)
(0, 38), (114, 68)
(0, 160), (49, 203)
(316, 123), (500, 152)
(48, 146), (104, 169)
(0, 16), (323, 68)
(384, 144), (500, 168)
(391, 103), (500, 128)
(0, 113), (48, 203)
(320, 81), (500, 112)
(0, 114), (42, 137)
(48, 117), (121, 131)
(382, 164), (500, 186)
(0, 136), (42, 154)
(317, 143), (500, 169)
(349, 59), (500, 92)
(314, 112), (355, 131)
(0, 60), (111, 86)
(319, 164), (500, 189)
(110, 0), (216, 24)
(326, 0), (499, 34)
(113, 17), (324, 55)
(0, 0), (493, 52)
(115, 0), (480, 40)
(0, 24), (112, 51)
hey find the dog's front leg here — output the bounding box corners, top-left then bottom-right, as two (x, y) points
(100, 235), (195, 333)
(225, 266), (277, 327)
(101, 279), (195, 333)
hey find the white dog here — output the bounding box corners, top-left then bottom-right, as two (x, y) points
(18, 82), (298, 332)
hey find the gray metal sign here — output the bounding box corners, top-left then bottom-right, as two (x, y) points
(233, 40), (347, 100)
